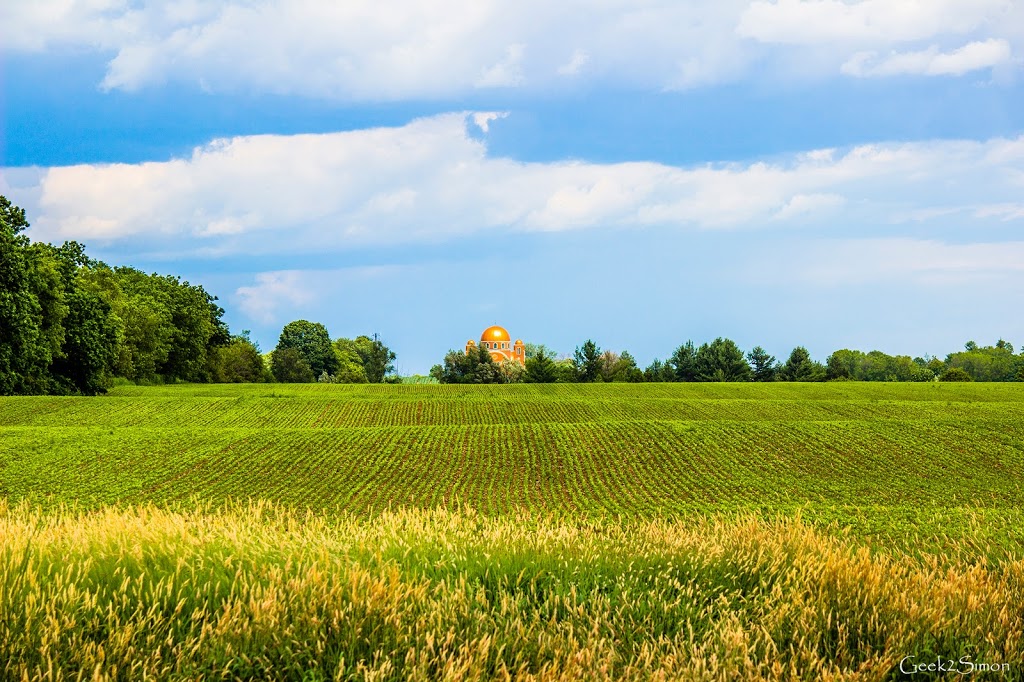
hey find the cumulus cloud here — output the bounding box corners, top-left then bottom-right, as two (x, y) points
(235, 271), (315, 324)
(5, 0), (1015, 97)
(739, 0), (1019, 81)
(842, 39), (1013, 77)
(5, 112), (1023, 260)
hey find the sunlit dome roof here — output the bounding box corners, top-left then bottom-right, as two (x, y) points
(481, 326), (511, 343)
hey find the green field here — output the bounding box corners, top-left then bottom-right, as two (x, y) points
(2, 382), (1023, 553)
(3, 383), (1024, 679)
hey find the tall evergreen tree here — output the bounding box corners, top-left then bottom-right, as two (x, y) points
(644, 358), (675, 382)
(778, 347), (827, 382)
(747, 346), (778, 382)
(525, 348), (558, 383)
(573, 340), (602, 383)
(670, 341), (698, 381)
(694, 338), (752, 382)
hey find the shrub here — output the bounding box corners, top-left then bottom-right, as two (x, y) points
(939, 367), (973, 382)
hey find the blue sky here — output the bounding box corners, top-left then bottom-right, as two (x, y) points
(2, 1), (1024, 373)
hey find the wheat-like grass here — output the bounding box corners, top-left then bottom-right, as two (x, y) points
(0, 501), (1020, 681)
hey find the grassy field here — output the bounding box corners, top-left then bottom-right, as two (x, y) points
(2, 382), (1023, 679)
(1, 504), (1021, 681)
(1, 382), (1022, 553)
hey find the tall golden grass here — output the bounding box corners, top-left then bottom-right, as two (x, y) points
(0, 501), (1020, 681)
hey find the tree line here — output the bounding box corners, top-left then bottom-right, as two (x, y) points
(0, 197), (396, 394)
(432, 337), (1024, 384)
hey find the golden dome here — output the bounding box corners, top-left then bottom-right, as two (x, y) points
(481, 326), (512, 343)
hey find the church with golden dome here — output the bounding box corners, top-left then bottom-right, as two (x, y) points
(466, 326), (525, 365)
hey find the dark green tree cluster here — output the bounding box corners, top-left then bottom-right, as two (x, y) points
(1, 197), (229, 395)
(825, 349), (934, 382)
(944, 340), (1022, 382)
(643, 339), (818, 383)
(210, 332), (270, 383)
(430, 346), (503, 384)
(824, 341), (1024, 383)
(271, 321), (397, 383)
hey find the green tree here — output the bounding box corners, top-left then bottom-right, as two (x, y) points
(827, 348), (933, 382)
(644, 359), (675, 382)
(598, 351), (620, 383)
(162, 276), (230, 382)
(825, 351), (852, 380)
(93, 266), (174, 383)
(939, 367), (973, 382)
(49, 286), (118, 394)
(355, 335), (397, 383)
(431, 346), (501, 384)
(945, 340), (1018, 381)
(0, 196), (46, 394)
(552, 360), (577, 383)
(497, 358), (526, 383)
(525, 348), (558, 383)
(523, 343), (558, 360)
(44, 242), (119, 394)
(670, 341), (697, 382)
(747, 346), (777, 382)
(694, 338), (751, 382)
(276, 321), (338, 378)
(609, 351), (644, 382)
(212, 333), (268, 383)
(778, 347), (826, 382)
(573, 340), (602, 383)
(331, 338), (369, 383)
(271, 347), (315, 383)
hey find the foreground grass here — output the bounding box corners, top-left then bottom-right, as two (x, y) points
(1, 503), (1021, 681)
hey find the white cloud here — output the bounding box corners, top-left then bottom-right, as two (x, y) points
(233, 266), (409, 325)
(973, 203), (1024, 221)
(842, 39), (1012, 77)
(772, 192), (845, 221)
(557, 49), (589, 76)
(475, 44), (526, 88)
(5, 0), (1014, 97)
(737, 0), (1009, 45)
(891, 201), (1024, 223)
(7, 113), (1023, 260)
(235, 271), (314, 324)
(471, 111), (508, 134)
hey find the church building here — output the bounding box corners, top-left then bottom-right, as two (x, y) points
(466, 326), (525, 365)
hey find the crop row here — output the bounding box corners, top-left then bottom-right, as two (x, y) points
(2, 418), (1021, 515)
(2, 396), (1023, 429)
(104, 381), (1024, 401)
